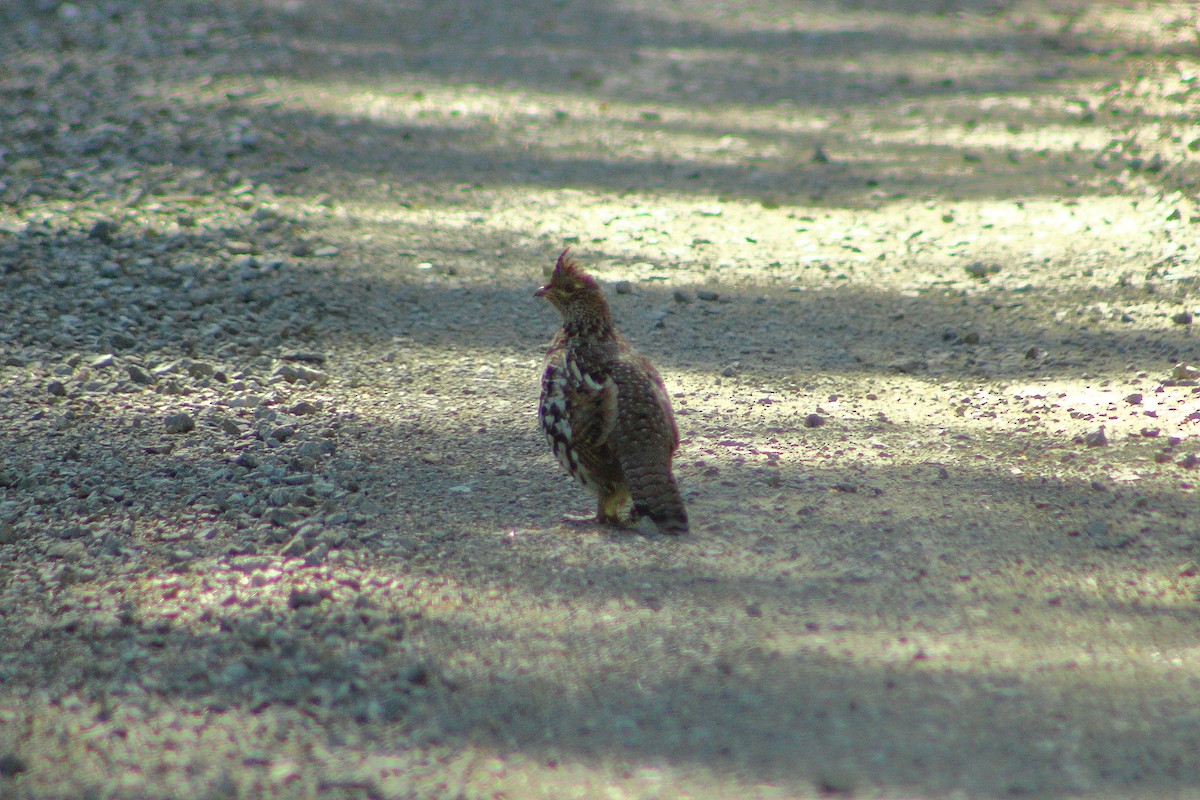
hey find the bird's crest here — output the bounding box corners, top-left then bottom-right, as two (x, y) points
(546, 248), (599, 295)
(536, 247), (604, 303)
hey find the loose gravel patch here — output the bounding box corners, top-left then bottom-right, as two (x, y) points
(3, 1), (1200, 798)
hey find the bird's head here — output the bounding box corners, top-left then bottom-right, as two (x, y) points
(535, 248), (612, 329)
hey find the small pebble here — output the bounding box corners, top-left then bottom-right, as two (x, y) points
(45, 541), (85, 561)
(886, 357), (924, 374)
(695, 289), (720, 302)
(0, 753), (27, 777)
(964, 261), (1001, 279)
(296, 441), (332, 459)
(613, 280), (633, 294)
(404, 664), (431, 685)
(295, 366), (329, 385)
(164, 413), (196, 434)
(183, 360), (215, 378)
(109, 332), (137, 350)
(270, 425), (296, 442)
(280, 535), (309, 557)
(88, 219), (119, 243)
(1171, 364), (1200, 380)
(281, 351), (326, 364)
(53, 525), (88, 540)
(268, 508), (298, 526)
(288, 588), (328, 609)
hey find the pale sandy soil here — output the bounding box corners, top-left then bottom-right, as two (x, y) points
(1, 1), (1200, 798)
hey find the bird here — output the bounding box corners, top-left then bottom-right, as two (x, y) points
(535, 248), (688, 534)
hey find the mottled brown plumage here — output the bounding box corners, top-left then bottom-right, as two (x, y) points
(535, 248), (688, 534)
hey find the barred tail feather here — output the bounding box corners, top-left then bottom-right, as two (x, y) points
(623, 455), (689, 535)
(639, 488), (688, 534)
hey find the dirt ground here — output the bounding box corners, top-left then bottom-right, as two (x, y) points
(2, 1), (1200, 798)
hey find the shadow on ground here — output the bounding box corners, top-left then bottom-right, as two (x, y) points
(4, 443), (1199, 796)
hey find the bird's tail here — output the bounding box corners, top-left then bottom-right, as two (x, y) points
(630, 467), (688, 535)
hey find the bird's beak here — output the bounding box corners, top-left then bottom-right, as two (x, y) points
(534, 285), (548, 298)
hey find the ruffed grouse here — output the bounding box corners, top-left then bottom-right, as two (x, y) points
(535, 248), (688, 534)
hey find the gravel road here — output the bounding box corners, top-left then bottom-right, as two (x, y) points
(2, 1), (1199, 798)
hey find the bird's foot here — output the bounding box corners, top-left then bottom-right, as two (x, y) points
(559, 512), (622, 531)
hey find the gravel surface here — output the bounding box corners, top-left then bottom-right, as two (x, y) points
(2, 1), (1200, 798)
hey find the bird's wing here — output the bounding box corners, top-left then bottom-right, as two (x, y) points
(646, 359), (679, 452)
(559, 351), (619, 450)
(614, 357), (681, 470)
(614, 355), (678, 452)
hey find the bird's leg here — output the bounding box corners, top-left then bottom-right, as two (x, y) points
(553, 479), (631, 531)
(598, 497), (624, 525)
(599, 486), (632, 525)
(559, 490), (625, 528)
(559, 499), (619, 527)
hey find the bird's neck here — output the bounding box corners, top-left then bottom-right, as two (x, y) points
(562, 303), (616, 341)
(564, 315), (615, 340)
